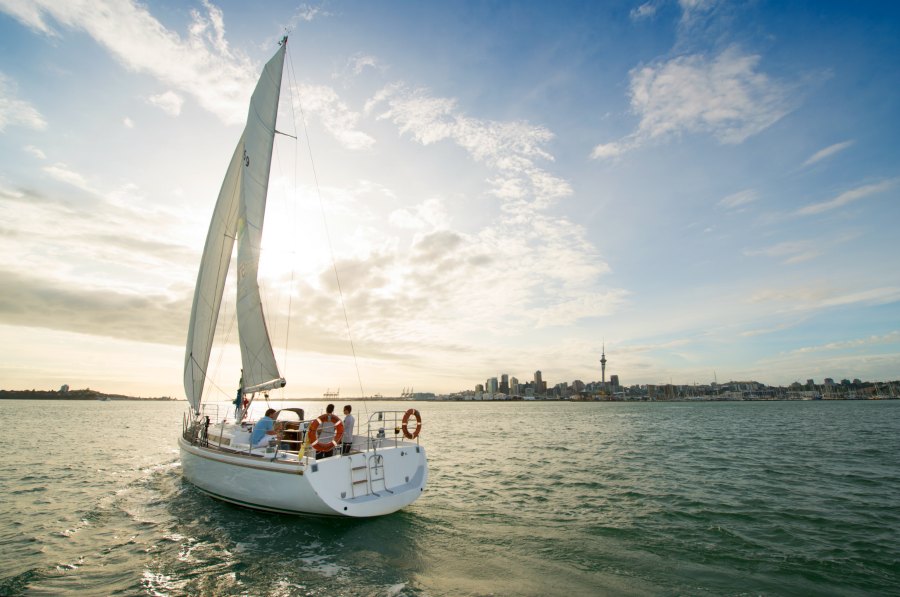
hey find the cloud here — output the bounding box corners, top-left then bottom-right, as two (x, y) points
(795, 180), (895, 216)
(348, 54), (380, 76)
(289, 3), (330, 25)
(592, 47), (791, 159)
(590, 141), (631, 160)
(2, 1), (268, 125)
(123, 116), (135, 128)
(295, 84), (376, 150)
(743, 240), (821, 264)
(788, 331), (900, 354)
(0, 268), (188, 345)
(43, 162), (96, 193)
(23, 145), (46, 159)
(148, 90), (184, 116)
(630, 2), (659, 20)
(368, 83), (571, 213)
(718, 189), (757, 209)
(679, 0), (720, 21)
(0, 71), (47, 131)
(739, 321), (800, 337)
(802, 140), (854, 167)
(260, 82), (626, 358)
(389, 197), (448, 230)
(0, 0), (56, 34)
(0, 175), (198, 300)
(750, 285), (900, 313)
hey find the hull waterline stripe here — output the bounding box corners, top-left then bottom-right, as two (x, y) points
(188, 485), (340, 517)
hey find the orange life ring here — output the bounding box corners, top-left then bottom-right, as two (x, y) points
(306, 413), (344, 453)
(401, 408), (422, 439)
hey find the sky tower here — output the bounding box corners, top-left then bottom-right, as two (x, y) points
(600, 343), (607, 385)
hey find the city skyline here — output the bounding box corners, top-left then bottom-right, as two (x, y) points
(468, 345), (900, 396)
(0, 2), (898, 399)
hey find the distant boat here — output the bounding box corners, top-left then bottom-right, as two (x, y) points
(178, 37), (427, 517)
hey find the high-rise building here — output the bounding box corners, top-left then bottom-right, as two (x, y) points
(610, 374), (619, 388)
(600, 344), (607, 385)
(534, 371), (543, 395)
(510, 376), (519, 395)
(500, 374), (509, 394)
(486, 377), (498, 393)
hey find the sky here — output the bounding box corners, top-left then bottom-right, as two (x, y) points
(0, 0), (899, 399)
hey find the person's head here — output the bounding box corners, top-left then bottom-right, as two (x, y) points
(326, 403), (334, 414)
(343, 405), (352, 414)
(265, 408), (277, 418)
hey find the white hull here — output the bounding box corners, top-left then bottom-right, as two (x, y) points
(178, 436), (427, 517)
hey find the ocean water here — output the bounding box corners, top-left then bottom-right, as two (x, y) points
(1, 399), (898, 596)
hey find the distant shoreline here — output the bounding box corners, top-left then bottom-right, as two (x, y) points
(1, 389), (895, 403)
(0, 389), (177, 401)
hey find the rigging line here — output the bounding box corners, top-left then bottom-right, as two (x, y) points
(287, 48), (368, 411)
(207, 302), (239, 405)
(278, 45), (301, 392)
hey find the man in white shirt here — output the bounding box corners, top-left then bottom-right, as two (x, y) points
(342, 404), (355, 454)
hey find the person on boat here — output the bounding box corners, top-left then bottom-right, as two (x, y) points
(315, 404), (337, 459)
(342, 405), (355, 455)
(250, 408), (281, 448)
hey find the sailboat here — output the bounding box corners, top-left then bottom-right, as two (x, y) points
(178, 37), (428, 517)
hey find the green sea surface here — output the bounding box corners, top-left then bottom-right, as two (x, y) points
(1, 399), (898, 596)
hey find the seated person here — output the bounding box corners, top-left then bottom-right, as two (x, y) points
(250, 408), (281, 448)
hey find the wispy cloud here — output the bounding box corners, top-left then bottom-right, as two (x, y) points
(795, 180), (895, 216)
(592, 47), (791, 159)
(678, 0), (721, 22)
(123, 116), (135, 128)
(740, 321), (801, 337)
(389, 197), (448, 230)
(0, 71), (47, 131)
(743, 240), (821, 264)
(347, 54), (381, 76)
(289, 3), (330, 25)
(718, 189), (757, 209)
(147, 90), (184, 116)
(354, 83), (621, 336)
(630, 2), (659, 20)
(750, 285), (900, 313)
(368, 83), (571, 213)
(295, 84), (376, 150)
(802, 140), (854, 167)
(789, 331), (900, 354)
(43, 162), (96, 193)
(23, 145), (46, 159)
(2, 1), (265, 125)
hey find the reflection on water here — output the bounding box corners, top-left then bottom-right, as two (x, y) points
(1, 399), (899, 595)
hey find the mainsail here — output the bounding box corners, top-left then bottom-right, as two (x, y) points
(184, 40), (288, 411)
